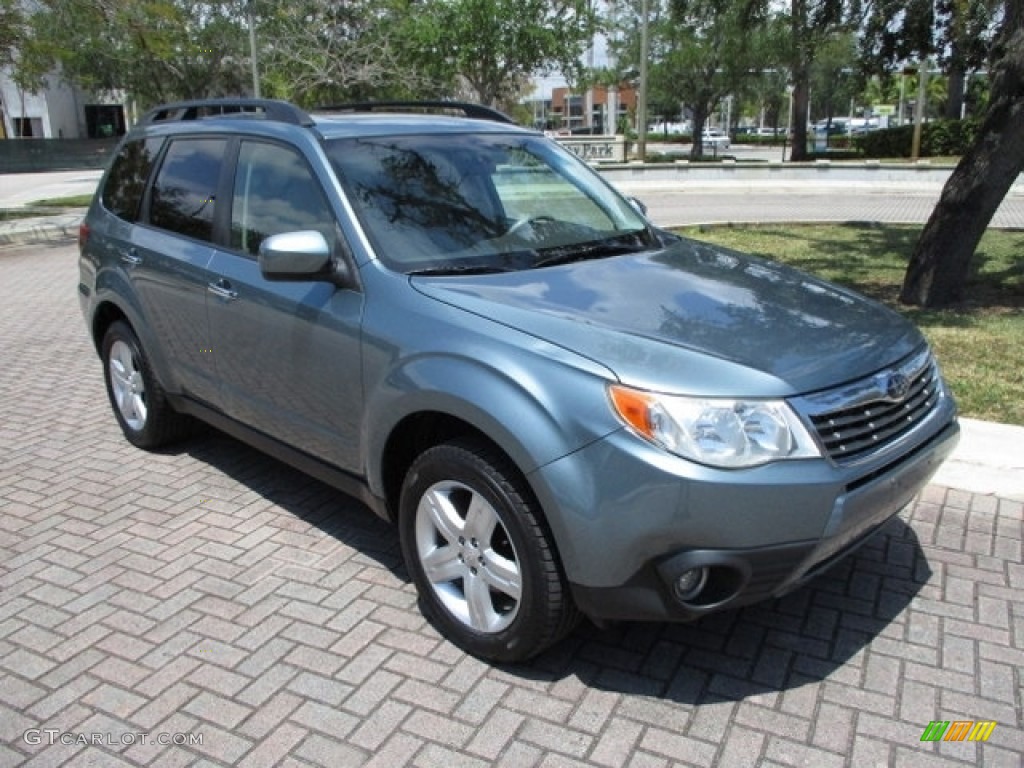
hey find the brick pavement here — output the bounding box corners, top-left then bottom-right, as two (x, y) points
(1, 241), (1021, 767)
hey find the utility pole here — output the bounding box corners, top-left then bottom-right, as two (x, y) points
(911, 60), (928, 160)
(637, 0), (649, 161)
(247, 1), (261, 98)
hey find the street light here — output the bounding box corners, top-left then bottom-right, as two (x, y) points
(247, 0), (261, 98)
(637, 0), (649, 162)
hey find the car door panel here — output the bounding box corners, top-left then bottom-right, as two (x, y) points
(206, 139), (365, 472)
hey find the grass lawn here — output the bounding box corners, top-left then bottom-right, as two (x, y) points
(1, 194), (93, 221)
(678, 223), (1024, 426)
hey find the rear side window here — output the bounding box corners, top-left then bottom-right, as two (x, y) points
(149, 138), (227, 242)
(101, 137), (164, 221)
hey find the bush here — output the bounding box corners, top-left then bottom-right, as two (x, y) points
(854, 119), (979, 158)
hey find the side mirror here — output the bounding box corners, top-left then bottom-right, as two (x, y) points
(258, 230), (333, 281)
(628, 196), (648, 216)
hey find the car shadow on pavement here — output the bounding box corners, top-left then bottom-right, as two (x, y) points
(516, 516), (931, 704)
(179, 428), (930, 706)
(181, 430), (406, 578)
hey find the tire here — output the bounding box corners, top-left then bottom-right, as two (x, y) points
(399, 438), (579, 663)
(101, 320), (192, 449)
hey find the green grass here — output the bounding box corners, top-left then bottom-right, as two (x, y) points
(30, 194), (94, 208)
(0, 194), (92, 221)
(678, 223), (1024, 426)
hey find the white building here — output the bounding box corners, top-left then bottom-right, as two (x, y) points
(0, 67), (125, 139)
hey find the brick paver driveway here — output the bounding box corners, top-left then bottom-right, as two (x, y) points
(1, 241), (1021, 767)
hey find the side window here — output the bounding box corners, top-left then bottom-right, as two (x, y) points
(149, 138), (226, 242)
(101, 137), (164, 222)
(231, 141), (336, 256)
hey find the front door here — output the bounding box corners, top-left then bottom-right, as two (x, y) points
(206, 140), (364, 472)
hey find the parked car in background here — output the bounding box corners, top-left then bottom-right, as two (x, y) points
(701, 129), (730, 150)
(79, 98), (959, 662)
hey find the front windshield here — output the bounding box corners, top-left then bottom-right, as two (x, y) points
(325, 133), (654, 274)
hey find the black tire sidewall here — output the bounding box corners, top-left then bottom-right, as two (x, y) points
(399, 440), (559, 663)
(100, 321), (163, 448)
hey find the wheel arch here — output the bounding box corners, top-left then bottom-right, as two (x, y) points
(90, 300), (130, 353)
(379, 411), (510, 523)
(366, 352), (613, 527)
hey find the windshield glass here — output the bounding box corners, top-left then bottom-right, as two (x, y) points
(325, 133), (654, 274)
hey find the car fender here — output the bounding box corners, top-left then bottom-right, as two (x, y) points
(88, 267), (181, 394)
(363, 348), (618, 501)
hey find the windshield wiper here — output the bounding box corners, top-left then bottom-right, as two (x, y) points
(532, 239), (648, 269)
(407, 264), (513, 277)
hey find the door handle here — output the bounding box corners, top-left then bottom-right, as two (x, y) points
(120, 248), (142, 266)
(207, 279), (238, 301)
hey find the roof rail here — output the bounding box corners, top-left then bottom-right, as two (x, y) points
(317, 100), (517, 125)
(140, 99), (314, 127)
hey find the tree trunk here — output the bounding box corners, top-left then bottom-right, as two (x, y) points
(789, 0), (810, 162)
(945, 63), (966, 120)
(900, 2), (1024, 307)
(789, 76), (810, 161)
(690, 103), (708, 159)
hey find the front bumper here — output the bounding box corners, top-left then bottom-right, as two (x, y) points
(534, 415), (959, 624)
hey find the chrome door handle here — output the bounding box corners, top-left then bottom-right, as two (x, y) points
(120, 248), (142, 266)
(207, 279), (238, 301)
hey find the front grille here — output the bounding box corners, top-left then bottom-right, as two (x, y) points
(799, 349), (942, 463)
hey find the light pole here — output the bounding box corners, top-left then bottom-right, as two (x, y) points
(782, 84), (794, 162)
(247, 0), (261, 98)
(637, 0), (649, 162)
(911, 59), (928, 160)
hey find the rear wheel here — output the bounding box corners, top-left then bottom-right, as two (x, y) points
(399, 438), (578, 662)
(101, 320), (192, 449)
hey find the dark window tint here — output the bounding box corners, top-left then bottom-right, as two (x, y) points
(231, 142), (335, 256)
(150, 138), (226, 242)
(101, 137), (163, 221)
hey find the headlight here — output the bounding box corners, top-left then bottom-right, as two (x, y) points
(608, 385), (822, 468)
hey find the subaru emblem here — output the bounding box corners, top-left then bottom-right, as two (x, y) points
(886, 372), (911, 401)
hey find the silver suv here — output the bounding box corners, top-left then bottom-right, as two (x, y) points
(79, 98), (959, 662)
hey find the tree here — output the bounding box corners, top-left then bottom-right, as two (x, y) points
(610, 0), (771, 157)
(900, 0), (1024, 306)
(860, 0), (1000, 119)
(258, 0), (441, 106)
(785, 0), (852, 161)
(22, 0), (250, 108)
(0, 0), (25, 70)
(402, 0), (598, 109)
(809, 30), (859, 133)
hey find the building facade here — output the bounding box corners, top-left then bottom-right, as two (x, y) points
(0, 68), (125, 140)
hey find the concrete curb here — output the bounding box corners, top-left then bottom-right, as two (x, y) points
(0, 211), (84, 246)
(932, 417), (1024, 501)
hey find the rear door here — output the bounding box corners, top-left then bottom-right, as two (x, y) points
(206, 139), (364, 471)
(128, 136), (228, 405)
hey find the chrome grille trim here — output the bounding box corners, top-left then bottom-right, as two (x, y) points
(792, 348), (943, 464)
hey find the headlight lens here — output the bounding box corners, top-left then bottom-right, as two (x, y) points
(608, 385), (821, 468)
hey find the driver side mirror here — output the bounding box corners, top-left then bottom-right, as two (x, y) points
(258, 230), (342, 283)
(628, 196), (648, 216)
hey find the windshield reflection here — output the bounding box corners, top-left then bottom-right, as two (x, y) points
(326, 133), (651, 274)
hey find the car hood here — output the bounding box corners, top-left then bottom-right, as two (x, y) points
(411, 237), (924, 396)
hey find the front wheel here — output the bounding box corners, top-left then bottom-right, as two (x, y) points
(399, 439), (578, 662)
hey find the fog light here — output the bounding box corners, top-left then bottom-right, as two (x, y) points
(674, 567), (708, 602)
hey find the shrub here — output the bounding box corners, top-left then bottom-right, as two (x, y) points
(854, 119), (980, 158)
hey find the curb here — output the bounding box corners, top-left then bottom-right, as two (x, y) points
(0, 211), (85, 246)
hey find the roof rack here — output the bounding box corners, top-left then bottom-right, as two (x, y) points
(140, 98), (315, 127)
(317, 100), (517, 125)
